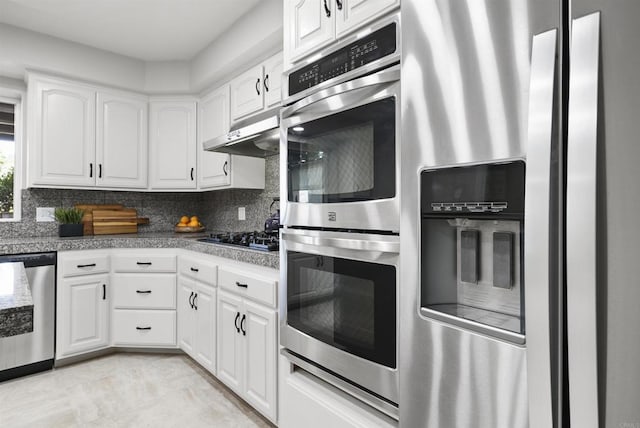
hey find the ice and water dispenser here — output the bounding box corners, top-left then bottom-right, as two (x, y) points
(420, 161), (525, 340)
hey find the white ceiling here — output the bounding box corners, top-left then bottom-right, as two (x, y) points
(0, 0), (262, 61)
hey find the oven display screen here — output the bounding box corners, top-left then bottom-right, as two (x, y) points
(288, 22), (397, 96)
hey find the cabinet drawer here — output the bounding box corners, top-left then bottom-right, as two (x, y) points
(218, 267), (277, 307)
(61, 254), (110, 277)
(178, 257), (217, 285)
(112, 254), (176, 273)
(112, 274), (176, 309)
(112, 309), (176, 346)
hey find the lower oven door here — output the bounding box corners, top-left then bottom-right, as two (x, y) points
(280, 228), (399, 413)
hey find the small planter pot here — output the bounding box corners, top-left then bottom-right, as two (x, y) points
(58, 224), (84, 237)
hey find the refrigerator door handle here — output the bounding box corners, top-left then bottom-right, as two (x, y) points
(524, 28), (558, 428)
(566, 12), (601, 428)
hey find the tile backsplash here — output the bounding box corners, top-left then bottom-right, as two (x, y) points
(201, 154), (280, 232)
(0, 155), (280, 238)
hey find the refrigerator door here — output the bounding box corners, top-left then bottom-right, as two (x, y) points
(400, 0), (561, 427)
(567, 3), (640, 426)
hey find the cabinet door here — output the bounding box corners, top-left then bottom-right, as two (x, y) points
(194, 283), (216, 374)
(96, 91), (148, 188)
(263, 53), (284, 109)
(177, 278), (195, 356)
(57, 274), (109, 358)
(217, 290), (244, 393)
(230, 65), (264, 120)
(286, 0), (335, 62)
(198, 85), (231, 189)
(30, 78), (96, 187)
(243, 299), (278, 421)
(335, 0), (399, 37)
(149, 100), (197, 189)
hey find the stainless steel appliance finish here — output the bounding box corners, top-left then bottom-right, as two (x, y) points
(203, 106), (279, 157)
(280, 64), (400, 232)
(280, 228), (399, 416)
(0, 253), (56, 381)
(566, 5), (640, 425)
(400, 0), (563, 427)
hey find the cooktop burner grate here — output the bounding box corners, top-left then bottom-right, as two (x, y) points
(197, 231), (279, 252)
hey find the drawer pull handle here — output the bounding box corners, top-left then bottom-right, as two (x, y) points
(136, 326), (152, 330)
(235, 312), (241, 333)
(240, 314), (246, 336)
(77, 263), (96, 268)
(189, 291), (194, 309)
(136, 262), (153, 266)
(236, 281), (248, 288)
(190, 267), (199, 272)
(193, 293), (198, 310)
(136, 290), (152, 294)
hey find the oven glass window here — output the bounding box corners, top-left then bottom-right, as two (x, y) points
(287, 97), (395, 203)
(287, 251), (396, 368)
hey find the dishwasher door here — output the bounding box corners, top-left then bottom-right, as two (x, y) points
(0, 253), (56, 380)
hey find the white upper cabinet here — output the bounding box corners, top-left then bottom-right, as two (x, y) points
(230, 64), (265, 120)
(263, 53), (284, 109)
(149, 99), (197, 190)
(285, 0), (399, 64)
(198, 85), (232, 189)
(335, 0), (399, 37)
(286, 0), (335, 63)
(230, 52), (283, 121)
(28, 73), (149, 190)
(29, 76), (96, 187)
(96, 91), (148, 188)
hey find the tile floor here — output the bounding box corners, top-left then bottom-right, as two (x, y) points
(0, 353), (275, 428)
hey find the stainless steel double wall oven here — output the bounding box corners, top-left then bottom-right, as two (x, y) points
(279, 12), (401, 419)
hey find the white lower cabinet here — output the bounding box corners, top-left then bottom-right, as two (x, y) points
(217, 284), (277, 422)
(57, 251), (110, 358)
(112, 310), (176, 346)
(111, 249), (177, 348)
(178, 276), (217, 374)
(56, 249), (279, 424)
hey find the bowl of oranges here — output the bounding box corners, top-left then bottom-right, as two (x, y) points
(175, 215), (205, 233)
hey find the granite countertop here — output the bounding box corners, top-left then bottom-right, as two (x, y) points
(0, 232), (279, 270)
(0, 262), (34, 338)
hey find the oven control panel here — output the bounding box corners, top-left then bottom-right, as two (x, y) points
(288, 22), (397, 97)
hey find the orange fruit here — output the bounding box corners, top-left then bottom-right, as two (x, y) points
(190, 215), (199, 222)
(187, 219), (199, 227)
(179, 216), (189, 225)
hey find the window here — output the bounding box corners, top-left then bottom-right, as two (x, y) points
(0, 96), (21, 221)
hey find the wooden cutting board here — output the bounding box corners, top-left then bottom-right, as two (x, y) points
(93, 209), (138, 235)
(75, 204), (124, 235)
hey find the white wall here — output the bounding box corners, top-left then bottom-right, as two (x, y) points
(144, 61), (191, 94)
(0, 0), (283, 94)
(190, 0), (283, 93)
(0, 23), (146, 91)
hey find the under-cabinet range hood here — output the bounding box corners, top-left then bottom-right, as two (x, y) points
(203, 107), (280, 157)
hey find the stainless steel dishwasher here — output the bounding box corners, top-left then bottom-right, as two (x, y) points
(0, 252), (56, 382)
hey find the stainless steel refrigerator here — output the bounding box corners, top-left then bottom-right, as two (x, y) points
(401, 0), (640, 426)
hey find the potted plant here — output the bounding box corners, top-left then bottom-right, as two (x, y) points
(54, 207), (85, 237)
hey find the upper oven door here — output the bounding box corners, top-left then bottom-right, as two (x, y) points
(280, 65), (400, 232)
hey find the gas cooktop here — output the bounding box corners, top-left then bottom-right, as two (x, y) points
(197, 231), (279, 252)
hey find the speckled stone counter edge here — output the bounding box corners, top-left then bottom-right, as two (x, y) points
(0, 233), (279, 270)
(0, 263), (35, 338)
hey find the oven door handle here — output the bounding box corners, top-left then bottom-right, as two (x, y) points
(281, 231), (399, 254)
(281, 64), (400, 120)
